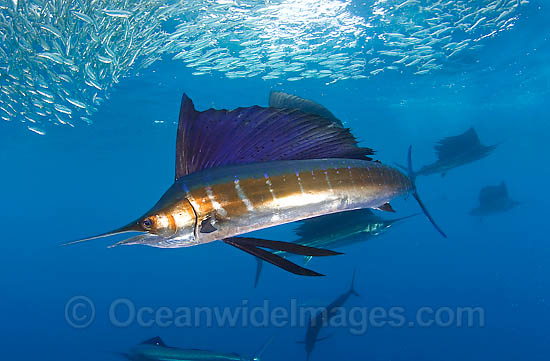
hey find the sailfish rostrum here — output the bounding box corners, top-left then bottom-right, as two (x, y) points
(65, 93), (446, 277)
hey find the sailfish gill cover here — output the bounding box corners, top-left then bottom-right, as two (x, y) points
(0, 1), (548, 361)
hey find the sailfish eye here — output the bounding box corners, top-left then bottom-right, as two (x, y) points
(141, 218), (154, 230)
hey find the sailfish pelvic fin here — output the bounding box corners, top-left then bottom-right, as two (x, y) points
(223, 237), (341, 277)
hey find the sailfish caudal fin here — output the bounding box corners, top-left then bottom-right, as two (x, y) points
(407, 146), (447, 238)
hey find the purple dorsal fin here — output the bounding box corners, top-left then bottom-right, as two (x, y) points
(268, 91), (343, 126)
(175, 94), (373, 179)
(435, 127), (482, 161)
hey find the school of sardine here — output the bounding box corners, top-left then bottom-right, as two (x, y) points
(0, 0), (526, 132)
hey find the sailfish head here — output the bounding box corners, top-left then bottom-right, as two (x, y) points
(62, 197), (198, 248)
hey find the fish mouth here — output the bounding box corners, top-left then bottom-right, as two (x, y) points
(61, 222), (145, 246)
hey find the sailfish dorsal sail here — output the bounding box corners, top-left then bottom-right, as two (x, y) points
(268, 91), (343, 126)
(434, 127), (482, 161)
(175, 93), (374, 180)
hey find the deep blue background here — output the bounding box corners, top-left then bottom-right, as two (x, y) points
(1, 1), (549, 360)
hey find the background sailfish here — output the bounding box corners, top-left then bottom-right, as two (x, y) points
(119, 336), (273, 361)
(402, 127), (497, 178)
(253, 209), (418, 287)
(66, 93), (445, 277)
(470, 182), (519, 216)
(300, 272), (359, 361)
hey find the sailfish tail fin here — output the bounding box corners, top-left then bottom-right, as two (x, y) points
(407, 146), (447, 238)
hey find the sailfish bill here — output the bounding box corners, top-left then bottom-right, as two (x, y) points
(61, 222), (144, 246)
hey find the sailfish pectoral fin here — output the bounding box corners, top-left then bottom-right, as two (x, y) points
(199, 216), (217, 233)
(223, 238), (328, 277)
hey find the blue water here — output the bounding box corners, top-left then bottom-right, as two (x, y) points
(1, 1), (550, 360)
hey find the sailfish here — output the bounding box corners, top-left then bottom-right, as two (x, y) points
(65, 93), (445, 277)
(300, 272), (359, 361)
(253, 209), (418, 287)
(400, 127), (497, 178)
(470, 182), (519, 216)
(118, 336), (273, 361)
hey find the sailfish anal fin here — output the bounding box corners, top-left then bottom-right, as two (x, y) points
(175, 94), (373, 180)
(223, 237), (342, 277)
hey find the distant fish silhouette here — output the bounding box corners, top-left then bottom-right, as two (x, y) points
(298, 271), (359, 361)
(399, 127), (497, 177)
(470, 182), (519, 216)
(119, 336), (273, 361)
